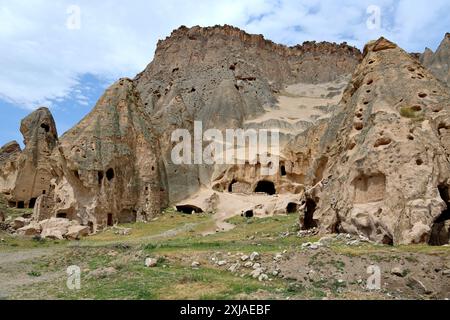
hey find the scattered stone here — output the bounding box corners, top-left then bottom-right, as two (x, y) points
(391, 267), (406, 277)
(407, 277), (432, 295)
(217, 260), (227, 266)
(241, 255), (249, 262)
(145, 258), (158, 268)
(250, 268), (264, 279)
(244, 262), (253, 268)
(228, 263), (240, 273)
(250, 252), (260, 261)
(65, 225), (90, 240)
(191, 261), (201, 268)
(252, 263), (261, 270)
(258, 274), (269, 282)
(13, 217), (29, 230)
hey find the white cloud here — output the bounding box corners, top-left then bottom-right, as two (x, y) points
(0, 0), (448, 109)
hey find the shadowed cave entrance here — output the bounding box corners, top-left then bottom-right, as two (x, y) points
(176, 205), (204, 215)
(429, 185), (450, 246)
(254, 181), (276, 195)
(303, 198), (318, 230)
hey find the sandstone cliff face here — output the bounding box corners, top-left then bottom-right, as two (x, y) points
(134, 25), (361, 203)
(36, 79), (163, 230)
(294, 38), (450, 245)
(421, 33), (450, 87)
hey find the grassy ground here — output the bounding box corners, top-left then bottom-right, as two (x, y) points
(1, 211), (449, 300)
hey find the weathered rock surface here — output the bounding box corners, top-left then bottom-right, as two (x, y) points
(43, 79), (163, 231)
(292, 37), (450, 245)
(134, 25), (361, 203)
(0, 26), (449, 246)
(421, 33), (450, 87)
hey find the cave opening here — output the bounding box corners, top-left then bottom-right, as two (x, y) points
(17, 201), (25, 209)
(429, 185), (450, 246)
(176, 205), (204, 215)
(244, 210), (254, 218)
(228, 179), (237, 193)
(107, 213), (114, 226)
(281, 165), (287, 177)
(287, 202), (298, 214)
(303, 198), (318, 230)
(106, 168), (115, 181)
(56, 213), (67, 219)
(29, 198), (37, 209)
(254, 181), (276, 195)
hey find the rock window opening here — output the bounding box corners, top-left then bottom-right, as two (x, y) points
(98, 171), (104, 185)
(106, 168), (115, 181)
(56, 213), (67, 219)
(40, 123), (50, 132)
(17, 201), (25, 209)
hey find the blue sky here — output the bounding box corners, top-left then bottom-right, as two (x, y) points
(1, 0), (449, 147)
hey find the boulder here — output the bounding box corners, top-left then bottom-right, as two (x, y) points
(65, 225), (90, 240)
(13, 217), (30, 230)
(17, 223), (41, 236)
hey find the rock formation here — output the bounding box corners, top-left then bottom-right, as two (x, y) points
(420, 33), (450, 87)
(0, 26), (449, 245)
(134, 25), (361, 203)
(35, 79), (163, 232)
(290, 38), (450, 245)
(0, 107), (57, 209)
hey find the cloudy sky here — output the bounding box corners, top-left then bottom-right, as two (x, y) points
(0, 0), (449, 146)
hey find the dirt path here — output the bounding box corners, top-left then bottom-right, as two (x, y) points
(0, 248), (65, 299)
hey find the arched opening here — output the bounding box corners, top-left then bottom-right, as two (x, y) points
(29, 198), (37, 209)
(286, 202), (298, 214)
(280, 165), (287, 177)
(304, 198), (318, 230)
(107, 213), (114, 227)
(56, 212), (67, 219)
(228, 179), (237, 193)
(429, 185), (450, 246)
(17, 201), (25, 209)
(176, 205), (204, 215)
(106, 168), (115, 181)
(243, 210), (254, 218)
(255, 181), (276, 195)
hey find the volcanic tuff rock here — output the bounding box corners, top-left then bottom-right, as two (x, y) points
(135, 25), (361, 202)
(37, 79), (163, 231)
(291, 37), (450, 245)
(420, 33), (450, 87)
(0, 26), (449, 245)
(0, 108), (57, 209)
